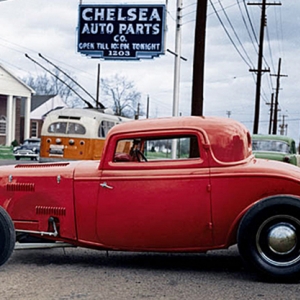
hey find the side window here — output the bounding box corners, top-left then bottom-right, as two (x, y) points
(48, 122), (67, 134)
(31, 121), (38, 137)
(144, 136), (200, 160)
(0, 115), (6, 135)
(99, 121), (115, 138)
(67, 122), (86, 134)
(113, 135), (200, 162)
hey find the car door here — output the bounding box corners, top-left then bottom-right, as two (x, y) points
(96, 132), (213, 251)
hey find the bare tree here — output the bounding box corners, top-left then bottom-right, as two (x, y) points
(24, 73), (55, 95)
(22, 69), (83, 108)
(101, 74), (141, 118)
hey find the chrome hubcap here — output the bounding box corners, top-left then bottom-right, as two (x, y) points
(256, 215), (300, 266)
(268, 224), (297, 255)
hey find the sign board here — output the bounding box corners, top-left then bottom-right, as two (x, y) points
(77, 4), (166, 60)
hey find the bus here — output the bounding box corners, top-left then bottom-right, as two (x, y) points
(39, 108), (131, 162)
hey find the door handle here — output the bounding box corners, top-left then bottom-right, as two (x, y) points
(100, 182), (113, 189)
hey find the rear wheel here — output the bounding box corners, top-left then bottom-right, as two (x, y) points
(238, 196), (300, 282)
(0, 207), (15, 266)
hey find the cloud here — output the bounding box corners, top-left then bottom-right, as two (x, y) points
(0, 0), (299, 140)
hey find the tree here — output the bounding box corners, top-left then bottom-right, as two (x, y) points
(101, 74), (141, 118)
(22, 69), (83, 108)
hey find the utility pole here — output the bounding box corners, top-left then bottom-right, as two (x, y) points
(271, 58), (288, 134)
(96, 63), (100, 109)
(171, 0), (183, 159)
(248, 0), (281, 134)
(172, 0), (183, 118)
(135, 103), (140, 120)
(146, 95), (149, 119)
(191, 0), (208, 116)
(279, 114), (288, 135)
(267, 93), (274, 134)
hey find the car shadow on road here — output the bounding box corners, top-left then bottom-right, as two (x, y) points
(9, 245), (254, 281)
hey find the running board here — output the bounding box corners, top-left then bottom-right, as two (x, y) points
(15, 242), (75, 250)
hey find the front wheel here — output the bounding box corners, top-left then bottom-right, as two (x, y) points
(238, 196), (300, 282)
(0, 206), (15, 266)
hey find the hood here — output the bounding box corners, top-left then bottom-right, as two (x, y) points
(0, 161), (80, 183)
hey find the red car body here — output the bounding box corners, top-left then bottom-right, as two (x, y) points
(1, 116), (300, 281)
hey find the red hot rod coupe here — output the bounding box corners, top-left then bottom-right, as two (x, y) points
(1, 116), (300, 281)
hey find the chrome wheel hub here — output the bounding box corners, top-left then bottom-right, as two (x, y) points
(268, 224), (297, 255)
(256, 215), (300, 267)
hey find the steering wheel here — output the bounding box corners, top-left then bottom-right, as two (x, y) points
(134, 150), (148, 162)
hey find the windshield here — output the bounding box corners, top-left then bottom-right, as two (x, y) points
(252, 139), (290, 154)
(23, 140), (40, 146)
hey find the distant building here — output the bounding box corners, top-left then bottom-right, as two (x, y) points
(0, 64), (34, 146)
(0, 64), (69, 145)
(29, 95), (68, 138)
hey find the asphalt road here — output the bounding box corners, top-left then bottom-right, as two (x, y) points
(0, 159), (299, 299)
(0, 159), (36, 166)
(1, 246), (300, 300)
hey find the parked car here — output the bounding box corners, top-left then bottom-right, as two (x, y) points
(1, 116), (300, 281)
(13, 138), (41, 161)
(252, 134), (299, 166)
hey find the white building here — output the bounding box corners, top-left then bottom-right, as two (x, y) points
(0, 64), (34, 146)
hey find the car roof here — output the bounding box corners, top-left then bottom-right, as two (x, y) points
(108, 116), (252, 163)
(252, 134), (294, 143)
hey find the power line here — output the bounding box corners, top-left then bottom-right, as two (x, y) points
(273, 4), (284, 59)
(217, 0), (255, 67)
(209, 0), (253, 68)
(243, 0), (259, 45)
(265, 27), (275, 72)
(248, 0), (281, 134)
(25, 53), (94, 109)
(38, 53), (103, 108)
(236, 0), (258, 55)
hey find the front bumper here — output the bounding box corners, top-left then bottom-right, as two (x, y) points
(13, 151), (39, 159)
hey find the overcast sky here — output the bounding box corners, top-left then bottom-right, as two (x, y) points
(0, 0), (300, 141)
